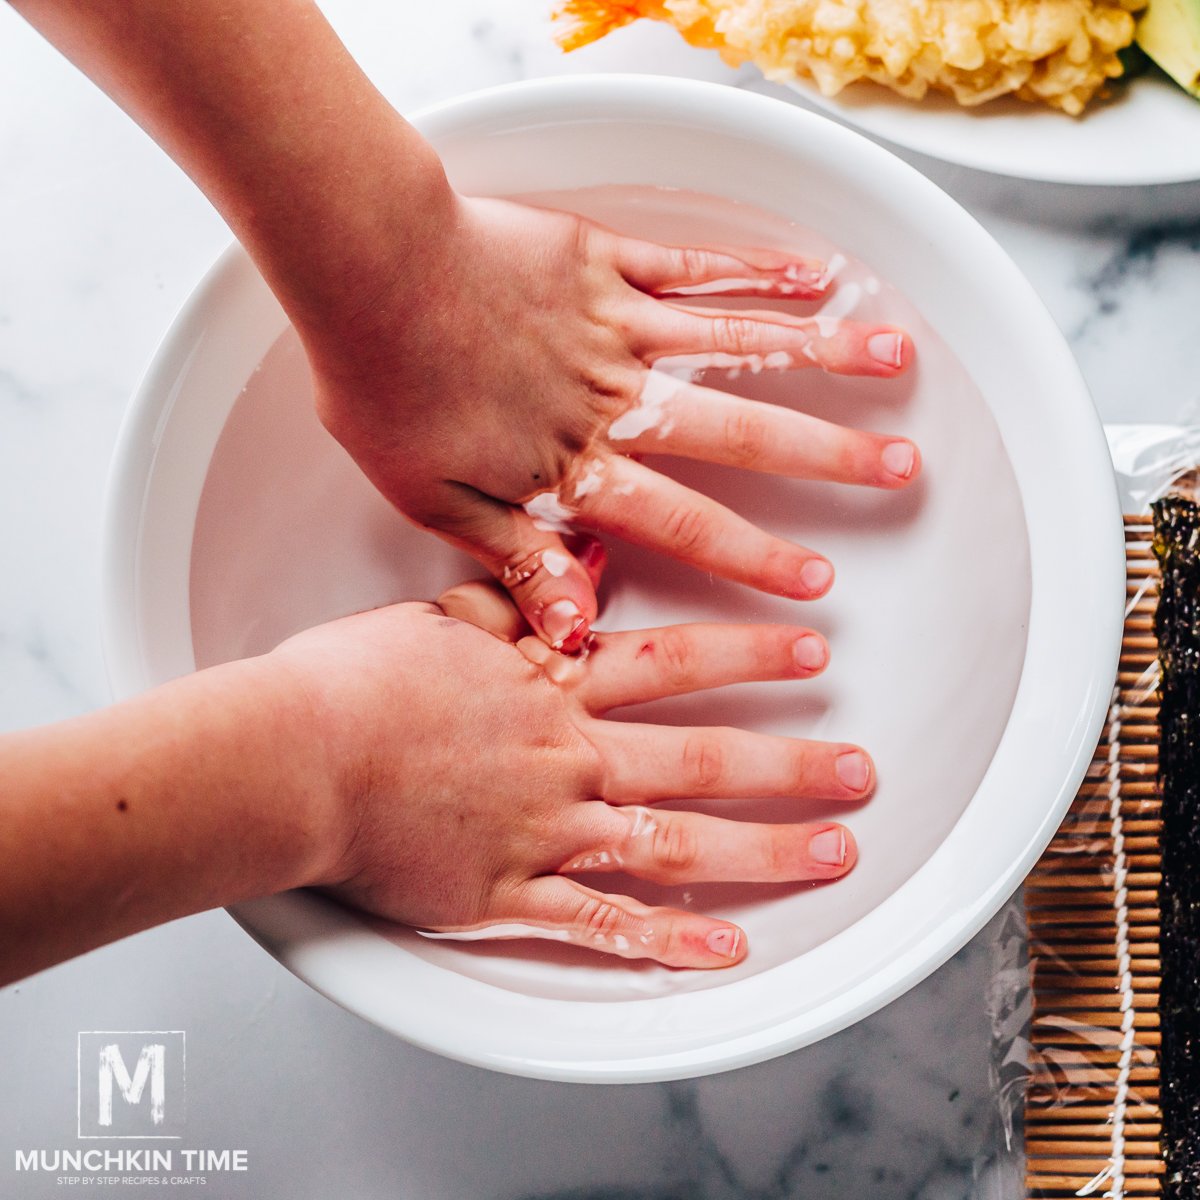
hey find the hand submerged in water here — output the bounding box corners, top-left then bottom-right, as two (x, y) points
(277, 561), (871, 969)
(307, 191), (920, 652)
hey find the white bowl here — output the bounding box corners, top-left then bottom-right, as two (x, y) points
(102, 76), (1123, 1082)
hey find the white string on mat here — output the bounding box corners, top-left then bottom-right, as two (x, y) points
(1076, 688), (1135, 1200)
(1126, 571), (1154, 621)
(1125, 557), (1161, 709)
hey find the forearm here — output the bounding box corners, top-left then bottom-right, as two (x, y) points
(0, 656), (344, 985)
(10, 0), (453, 345)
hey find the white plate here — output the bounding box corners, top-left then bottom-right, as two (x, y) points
(102, 76), (1124, 1082)
(786, 70), (1200, 185)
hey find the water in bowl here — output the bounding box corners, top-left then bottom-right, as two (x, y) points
(190, 185), (1030, 1002)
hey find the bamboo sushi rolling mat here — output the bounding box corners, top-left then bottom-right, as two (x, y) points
(1024, 514), (1163, 1198)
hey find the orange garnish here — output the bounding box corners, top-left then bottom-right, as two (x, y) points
(552, 0), (663, 51)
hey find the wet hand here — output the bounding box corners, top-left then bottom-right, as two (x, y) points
(308, 194), (919, 653)
(276, 575), (869, 969)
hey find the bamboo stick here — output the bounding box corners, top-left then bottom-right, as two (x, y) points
(1026, 1140), (1161, 1156)
(1026, 1121), (1161, 1137)
(1030, 1037), (1161, 1053)
(1033, 975), (1160, 994)
(1043, 967), (1160, 979)
(1025, 1156), (1164, 1173)
(1030, 946), (1161, 962)
(1026, 1103), (1161, 1120)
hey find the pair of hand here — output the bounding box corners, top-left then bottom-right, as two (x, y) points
(276, 544), (871, 969)
(289, 194), (919, 966)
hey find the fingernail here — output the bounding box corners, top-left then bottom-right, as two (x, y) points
(836, 750), (870, 793)
(809, 827), (847, 866)
(881, 441), (915, 480)
(792, 634), (826, 671)
(799, 559), (834, 596)
(542, 599), (584, 648)
(867, 332), (904, 368)
(706, 926), (742, 959)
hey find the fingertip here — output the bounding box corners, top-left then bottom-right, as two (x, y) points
(834, 747), (875, 798)
(558, 616), (594, 656)
(842, 826), (859, 872)
(879, 439), (920, 487)
(791, 632), (828, 674)
(538, 598), (589, 652)
(520, 549), (601, 653)
(907, 441), (923, 482)
(808, 824), (856, 877)
(863, 327), (911, 376)
(701, 923), (748, 966)
(645, 914), (749, 968)
(797, 557), (835, 599)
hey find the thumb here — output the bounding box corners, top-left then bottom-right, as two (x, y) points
(435, 534), (607, 644)
(435, 487), (600, 653)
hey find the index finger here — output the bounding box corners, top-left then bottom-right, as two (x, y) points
(580, 622), (828, 713)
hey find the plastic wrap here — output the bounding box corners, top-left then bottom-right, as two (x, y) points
(971, 425), (1198, 1200)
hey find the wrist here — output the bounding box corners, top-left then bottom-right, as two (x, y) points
(218, 652), (356, 894)
(263, 128), (459, 363)
(246, 646), (376, 893)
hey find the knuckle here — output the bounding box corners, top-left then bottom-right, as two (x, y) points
(569, 730), (607, 791)
(569, 212), (601, 270)
(575, 895), (627, 944)
(722, 409), (766, 466)
(503, 541), (587, 600)
(656, 626), (696, 689)
(712, 315), (760, 357)
(580, 366), (633, 405)
(766, 831), (795, 878)
(651, 818), (698, 874)
(682, 732), (726, 794)
(554, 416), (597, 458)
(677, 246), (711, 282)
(789, 743), (815, 790)
(500, 548), (553, 593)
(650, 918), (680, 964)
(662, 503), (714, 557)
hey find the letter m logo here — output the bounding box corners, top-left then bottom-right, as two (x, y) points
(78, 1031), (185, 1138)
(98, 1043), (164, 1126)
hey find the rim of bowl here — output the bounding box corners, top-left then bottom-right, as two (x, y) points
(101, 74), (1125, 1082)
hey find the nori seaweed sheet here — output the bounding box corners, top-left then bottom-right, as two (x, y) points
(1153, 495), (1200, 1199)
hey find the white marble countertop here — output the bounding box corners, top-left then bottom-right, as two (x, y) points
(2, 3), (1198, 1197)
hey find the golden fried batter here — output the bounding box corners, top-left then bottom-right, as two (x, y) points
(556, 0), (1144, 114)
